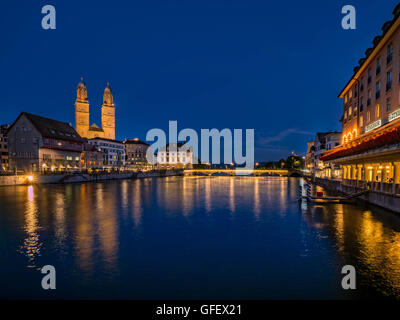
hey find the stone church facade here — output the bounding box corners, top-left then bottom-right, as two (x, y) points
(75, 78), (116, 140)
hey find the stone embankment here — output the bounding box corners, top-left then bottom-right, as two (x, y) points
(0, 169), (183, 186)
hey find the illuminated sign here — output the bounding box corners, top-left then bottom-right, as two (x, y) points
(388, 109), (400, 122)
(365, 119), (382, 133)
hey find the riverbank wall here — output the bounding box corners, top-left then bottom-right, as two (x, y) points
(0, 169), (183, 187)
(314, 177), (400, 213)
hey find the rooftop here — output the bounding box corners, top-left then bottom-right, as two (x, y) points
(9, 112), (84, 143)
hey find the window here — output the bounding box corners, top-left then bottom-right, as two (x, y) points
(360, 114), (364, 127)
(349, 89), (352, 99)
(386, 71), (392, 91)
(360, 77), (364, 91)
(348, 106), (352, 118)
(376, 81), (380, 99)
(344, 94), (348, 103)
(354, 84), (358, 97)
(376, 104), (380, 118)
(367, 90), (371, 106)
(376, 57), (381, 75)
(360, 97), (364, 112)
(368, 68), (372, 84)
(387, 43), (393, 64)
(367, 111), (371, 123)
(386, 97), (391, 112)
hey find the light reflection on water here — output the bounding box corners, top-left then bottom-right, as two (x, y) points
(1, 176), (400, 299)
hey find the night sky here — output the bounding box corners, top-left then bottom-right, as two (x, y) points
(1, 0), (399, 161)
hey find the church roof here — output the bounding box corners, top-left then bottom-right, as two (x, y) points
(88, 123), (104, 132)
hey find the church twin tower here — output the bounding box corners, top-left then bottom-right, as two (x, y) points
(75, 78), (116, 140)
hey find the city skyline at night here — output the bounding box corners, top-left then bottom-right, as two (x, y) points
(2, 0), (399, 161)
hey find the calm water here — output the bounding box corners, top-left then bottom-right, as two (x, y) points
(1, 176), (400, 300)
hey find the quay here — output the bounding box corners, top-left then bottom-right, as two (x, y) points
(0, 169), (183, 187)
(312, 176), (400, 213)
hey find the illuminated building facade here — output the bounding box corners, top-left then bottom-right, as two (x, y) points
(75, 78), (116, 140)
(157, 143), (193, 169)
(321, 4), (400, 193)
(7, 112), (84, 173)
(305, 141), (315, 172)
(306, 132), (341, 177)
(81, 140), (104, 171)
(88, 137), (125, 170)
(0, 124), (9, 172)
(124, 138), (150, 170)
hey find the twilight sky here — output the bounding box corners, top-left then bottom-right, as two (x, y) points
(1, 0), (399, 161)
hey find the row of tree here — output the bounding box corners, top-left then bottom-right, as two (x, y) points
(258, 155), (304, 170)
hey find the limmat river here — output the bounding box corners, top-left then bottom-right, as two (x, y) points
(1, 176), (400, 300)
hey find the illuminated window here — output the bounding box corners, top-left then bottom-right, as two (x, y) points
(359, 115), (364, 127)
(376, 104), (380, 118)
(367, 111), (371, 123)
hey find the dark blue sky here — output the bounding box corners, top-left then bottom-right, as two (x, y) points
(1, 0), (398, 160)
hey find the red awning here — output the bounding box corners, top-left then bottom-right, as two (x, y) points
(320, 125), (400, 161)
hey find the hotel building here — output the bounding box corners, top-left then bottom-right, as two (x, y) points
(321, 4), (400, 194)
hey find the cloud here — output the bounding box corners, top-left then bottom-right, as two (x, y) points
(257, 128), (312, 145)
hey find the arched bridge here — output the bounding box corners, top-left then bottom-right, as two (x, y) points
(184, 169), (303, 177)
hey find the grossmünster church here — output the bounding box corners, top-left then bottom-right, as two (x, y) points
(74, 78), (116, 140)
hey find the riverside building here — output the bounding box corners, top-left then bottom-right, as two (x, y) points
(0, 124), (9, 172)
(124, 138), (150, 170)
(88, 137), (125, 170)
(7, 112), (84, 173)
(321, 4), (400, 195)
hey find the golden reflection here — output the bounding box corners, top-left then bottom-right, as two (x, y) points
(121, 180), (129, 218)
(95, 184), (119, 271)
(75, 184), (94, 274)
(21, 186), (42, 268)
(333, 204), (344, 251)
(132, 181), (143, 226)
(253, 178), (260, 217)
(205, 177), (211, 212)
(54, 192), (67, 250)
(229, 178), (235, 213)
(306, 200), (400, 298)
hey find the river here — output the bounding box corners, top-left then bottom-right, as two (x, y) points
(1, 176), (400, 299)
